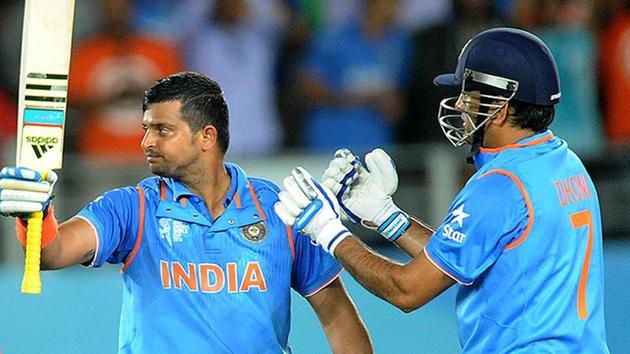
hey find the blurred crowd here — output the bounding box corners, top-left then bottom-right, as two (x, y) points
(1, 0), (630, 164)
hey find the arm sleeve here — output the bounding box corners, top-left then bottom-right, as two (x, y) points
(424, 172), (529, 285)
(291, 227), (343, 297)
(77, 187), (139, 267)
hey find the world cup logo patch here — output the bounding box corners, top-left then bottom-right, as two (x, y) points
(241, 221), (268, 243)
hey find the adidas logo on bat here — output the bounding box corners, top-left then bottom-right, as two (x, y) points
(26, 136), (59, 158)
(30, 144), (54, 158)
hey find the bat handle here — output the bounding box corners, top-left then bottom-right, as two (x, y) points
(21, 169), (48, 295)
(21, 211), (43, 294)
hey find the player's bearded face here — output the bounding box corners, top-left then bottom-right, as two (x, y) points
(141, 102), (200, 178)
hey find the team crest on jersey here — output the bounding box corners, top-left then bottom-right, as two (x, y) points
(241, 221), (267, 243)
(159, 218), (190, 247)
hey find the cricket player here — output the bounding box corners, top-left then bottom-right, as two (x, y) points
(0, 72), (373, 353)
(274, 28), (610, 352)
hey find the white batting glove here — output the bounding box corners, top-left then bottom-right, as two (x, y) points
(322, 148), (410, 242)
(275, 167), (351, 256)
(0, 167), (57, 216)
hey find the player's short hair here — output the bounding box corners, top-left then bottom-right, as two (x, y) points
(143, 71), (230, 154)
(508, 100), (555, 133)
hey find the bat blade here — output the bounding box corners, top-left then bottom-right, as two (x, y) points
(16, 0), (76, 170)
(17, 0), (76, 295)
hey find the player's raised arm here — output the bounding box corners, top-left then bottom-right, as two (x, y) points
(0, 166), (97, 270)
(321, 148), (434, 256)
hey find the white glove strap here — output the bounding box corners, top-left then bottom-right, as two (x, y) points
(372, 201), (410, 242)
(317, 219), (352, 256)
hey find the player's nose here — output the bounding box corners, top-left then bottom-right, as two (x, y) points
(141, 130), (156, 151)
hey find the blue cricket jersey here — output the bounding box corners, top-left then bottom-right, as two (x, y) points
(425, 131), (609, 353)
(77, 163), (342, 353)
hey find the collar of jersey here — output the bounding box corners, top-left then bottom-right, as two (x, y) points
(473, 130), (555, 169)
(162, 163), (238, 204)
(158, 163), (266, 231)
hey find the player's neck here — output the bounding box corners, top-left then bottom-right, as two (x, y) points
(483, 127), (536, 149)
(180, 160), (231, 216)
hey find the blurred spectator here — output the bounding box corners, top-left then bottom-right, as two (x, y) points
(131, 0), (188, 40)
(401, 0), (501, 145)
(303, 0), (451, 33)
(599, 1), (630, 144)
(276, 2), (313, 149)
(0, 88), (17, 165)
(184, 0), (286, 157)
(0, 0), (102, 94)
(511, 0), (603, 155)
(68, 0), (183, 162)
(298, 0), (411, 154)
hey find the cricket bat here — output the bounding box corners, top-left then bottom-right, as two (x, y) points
(16, 0), (76, 294)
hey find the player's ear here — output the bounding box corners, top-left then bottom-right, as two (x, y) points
(199, 124), (218, 151)
(490, 103), (510, 126)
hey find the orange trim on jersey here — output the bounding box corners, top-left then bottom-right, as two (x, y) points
(248, 183), (267, 220)
(121, 186), (146, 273)
(479, 132), (553, 154)
(479, 169), (534, 251)
(286, 225), (296, 258)
(160, 180), (166, 201)
(233, 191), (242, 208)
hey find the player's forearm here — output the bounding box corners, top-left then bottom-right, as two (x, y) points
(310, 279), (374, 353)
(393, 218), (434, 257)
(39, 237), (64, 270)
(334, 237), (424, 313)
(324, 313), (373, 354)
(41, 217), (97, 269)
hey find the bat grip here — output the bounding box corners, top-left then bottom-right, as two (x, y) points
(21, 211), (43, 294)
(21, 170), (48, 295)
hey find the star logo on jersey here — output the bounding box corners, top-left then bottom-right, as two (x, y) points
(451, 204), (469, 228)
(241, 221), (267, 243)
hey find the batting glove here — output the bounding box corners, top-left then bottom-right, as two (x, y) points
(322, 148), (410, 242)
(0, 167), (57, 217)
(275, 167), (351, 256)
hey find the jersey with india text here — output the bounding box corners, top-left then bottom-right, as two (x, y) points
(77, 163), (342, 354)
(425, 131), (609, 353)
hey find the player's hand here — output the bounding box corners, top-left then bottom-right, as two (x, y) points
(0, 167), (57, 217)
(322, 148), (410, 242)
(275, 167), (351, 256)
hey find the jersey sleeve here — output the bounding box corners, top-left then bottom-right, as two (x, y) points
(76, 186), (139, 267)
(424, 172), (529, 285)
(291, 227), (343, 297)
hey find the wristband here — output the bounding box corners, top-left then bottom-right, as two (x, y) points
(16, 205), (58, 249)
(377, 211), (411, 242)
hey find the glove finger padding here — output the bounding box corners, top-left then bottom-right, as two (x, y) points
(0, 167), (57, 216)
(293, 167), (340, 216)
(282, 176), (312, 209)
(0, 201), (45, 214)
(364, 148), (398, 195)
(274, 195), (297, 227)
(274, 167), (350, 255)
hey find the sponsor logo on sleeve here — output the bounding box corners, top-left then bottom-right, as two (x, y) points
(442, 204), (469, 244)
